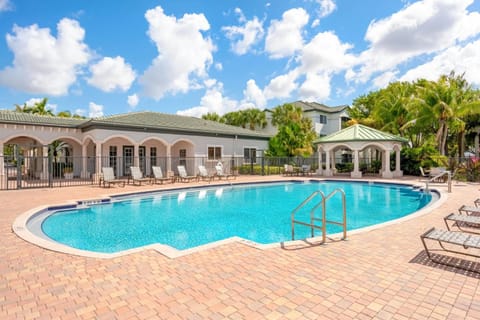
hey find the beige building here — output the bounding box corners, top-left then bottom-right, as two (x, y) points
(0, 110), (270, 186)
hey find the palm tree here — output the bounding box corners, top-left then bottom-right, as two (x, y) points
(14, 98), (54, 116)
(243, 108), (267, 130)
(271, 103), (303, 127)
(201, 112), (224, 123)
(411, 72), (480, 156)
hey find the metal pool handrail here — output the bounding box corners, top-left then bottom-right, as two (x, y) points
(291, 188), (347, 243)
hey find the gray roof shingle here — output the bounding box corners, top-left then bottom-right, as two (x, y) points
(0, 110), (270, 139)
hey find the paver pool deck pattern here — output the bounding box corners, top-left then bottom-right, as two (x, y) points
(1, 176), (480, 319)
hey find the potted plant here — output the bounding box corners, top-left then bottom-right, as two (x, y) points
(63, 166), (74, 179)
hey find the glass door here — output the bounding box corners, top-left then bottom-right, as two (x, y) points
(123, 146), (134, 176)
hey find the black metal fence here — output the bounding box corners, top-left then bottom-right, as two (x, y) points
(1, 153), (479, 190)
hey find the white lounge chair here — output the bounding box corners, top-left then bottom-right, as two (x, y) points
(284, 164), (296, 176)
(177, 165), (199, 182)
(215, 164), (236, 180)
(101, 167), (125, 188)
(129, 166), (151, 185)
(198, 165), (215, 182)
(152, 166), (173, 184)
(444, 213), (480, 234)
(459, 205), (480, 216)
(420, 227), (480, 267)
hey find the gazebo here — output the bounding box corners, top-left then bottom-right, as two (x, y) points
(314, 124), (409, 178)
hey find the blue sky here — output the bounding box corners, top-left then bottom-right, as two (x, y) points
(0, 0), (479, 118)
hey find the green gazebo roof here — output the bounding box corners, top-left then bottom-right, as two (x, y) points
(314, 124), (408, 144)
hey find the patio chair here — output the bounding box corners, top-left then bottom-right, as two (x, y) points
(101, 167), (125, 188)
(420, 227), (480, 265)
(198, 165), (215, 182)
(301, 164), (313, 176)
(177, 165), (199, 182)
(129, 166), (152, 185)
(444, 213), (480, 234)
(215, 164), (236, 180)
(458, 205), (480, 216)
(419, 167), (429, 177)
(151, 166), (173, 184)
(284, 164), (296, 176)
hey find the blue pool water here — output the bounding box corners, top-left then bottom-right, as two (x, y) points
(41, 181), (433, 253)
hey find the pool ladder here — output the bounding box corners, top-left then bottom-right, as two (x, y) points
(291, 188), (347, 243)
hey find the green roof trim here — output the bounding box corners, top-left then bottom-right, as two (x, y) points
(314, 124), (409, 144)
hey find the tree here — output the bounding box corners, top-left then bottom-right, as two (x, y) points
(16, 98), (54, 116)
(409, 72), (480, 156)
(243, 108), (267, 130)
(201, 112), (224, 123)
(267, 103), (316, 157)
(205, 109), (267, 131)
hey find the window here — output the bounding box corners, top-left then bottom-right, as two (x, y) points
(179, 149), (187, 166)
(150, 147), (157, 167)
(319, 115), (327, 124)
(207, 146), (222, 160)
(109, 146), (117, 172)
(244, 148), (257, 163)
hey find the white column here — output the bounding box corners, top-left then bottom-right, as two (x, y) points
(351, 149), (362, 178)
(394, 148), (403, 177)
(0, 142), (4, 176)
(81, 144), (89, 178)
(382, 149), (393, 178)
(40, 146), (49, 180)
(95, 142), (102, 182)
(134, 144), (140, 167)
(166, 145), (172, 177)
(317, 147), (323, 175)
(0, 142), (4, 188)
(324, 150), (332, 176)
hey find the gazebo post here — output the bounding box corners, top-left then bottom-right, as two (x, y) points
(351, 149), (362, 178)
(324, 149), (333, 176)
(382, 149), (393, 178)
(317, 146), (323, 175)
(394, 145), (403, 177)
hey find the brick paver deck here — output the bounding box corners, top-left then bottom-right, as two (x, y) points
(1, 176), (479, 319)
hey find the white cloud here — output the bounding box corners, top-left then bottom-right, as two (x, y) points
(74, 108), (85, 117)
(176, 80), (238, 117)
(299, 73), (331, 101)
(372, 70), (398, 89)
(265, 8), (309, 59)
(127, 94), (139, 108)
(300, 31), (355, 74)
(0, 0), (12, 11)
(87, 56), (136, 92)
(214, 62), (223, 71)
(264, 70), (299, 99)
(139, 6), (215, 100)
(242, 79), (266, 109)
(88, 102), (104, 117)
(0, 18), (90, 95)
(222, 9), (264, 55)
(354, 0), (480, 83)
(317, 0), (336, 18)
(400, 39), (480, 86)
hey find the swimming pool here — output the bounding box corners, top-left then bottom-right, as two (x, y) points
(31, 180), (434, 255)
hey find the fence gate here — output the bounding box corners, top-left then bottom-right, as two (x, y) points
(1, 144), (93, 190)
(2, 144), (51, 190)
